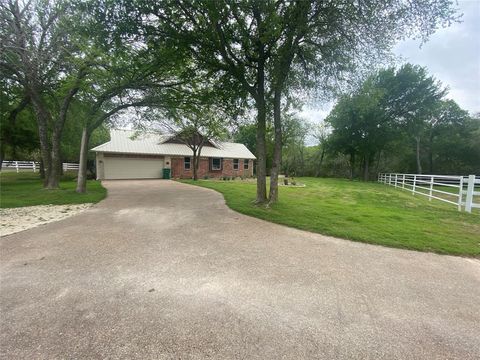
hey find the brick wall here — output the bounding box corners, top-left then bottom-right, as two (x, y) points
(171, 157), (254, 179)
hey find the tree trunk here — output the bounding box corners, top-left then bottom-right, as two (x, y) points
(254, 62), (267, 204)
(350, 152), (355, 180)
(315, 147), (326, 177)
(192, 148), (198, 180)
(428, 130), (434, 173)
(28, 89), (54, 187)
(76, 127), (90, 193)
(269, 89), (282, 204)
(0, 143), (4, 171)
(363, 156), (370, 181)
(415, 136), (422, 174)
(36, 115), (53, 187)
(45, 132), (62, 189)
(375, 150), (382, 174)
(39, 159), (45, 179)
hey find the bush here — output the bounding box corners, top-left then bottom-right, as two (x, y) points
(203, 175), (209, 180)
(284, 178), (289, 185)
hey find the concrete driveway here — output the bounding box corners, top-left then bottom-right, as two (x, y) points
(1, 180), (479, 359)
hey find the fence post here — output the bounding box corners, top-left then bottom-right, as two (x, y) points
(15, 161), (19, 173)
(402, 174), (405, 189)
(465, 175), (475, 213)
(32, 161), (36, 172)
(458, 177), (463, 211)
(394, 174), (398, 188)
(429, 176), (434, 201)
(389, 174), (392, 186)
(412, 175), (416, 195)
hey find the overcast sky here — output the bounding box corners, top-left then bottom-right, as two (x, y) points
(300, 0), (480, 126)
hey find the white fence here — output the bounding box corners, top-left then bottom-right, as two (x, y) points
(378, 173), (480, 213)
(1, 161), (79, 173)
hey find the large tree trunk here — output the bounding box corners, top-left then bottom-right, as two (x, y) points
(269, 89), (282, 204)
(76, 127), (90, 193)
(256, 103), (267, 203)
(46, 134), (62, 189)
(254, 58), (267, 204)
(29, 95), (53, 187)
(39, 159), (45, 179)
(192, 148), (198, 180)
(415, 136), (422, 174)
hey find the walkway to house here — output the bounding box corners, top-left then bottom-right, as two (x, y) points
(1, 180), (479, 359)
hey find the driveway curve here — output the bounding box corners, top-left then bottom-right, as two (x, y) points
(1, 180), (479, 359)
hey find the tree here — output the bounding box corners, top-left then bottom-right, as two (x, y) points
(281, 114), (310, 177)
(266, 0), (459, 200)
(232, 122), (274, 172)
(427, 102), (480, 174)
(73, 52), (185, 193)
(0, 80), (37, 168)
(158, 107), (228, 181)
(143, 0), (458, 203)
(312, 124), (330, 177)
(385, 64), (446, 173)
(326, 71), (396, 181)
(0, 0), (97, 188)
(325, 65), (478, 178)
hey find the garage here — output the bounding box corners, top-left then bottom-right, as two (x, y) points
(102, 156), (164, 180)
(91, 129), (255, 180)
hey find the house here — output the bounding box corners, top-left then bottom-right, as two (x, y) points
(91, 129), (256, 180)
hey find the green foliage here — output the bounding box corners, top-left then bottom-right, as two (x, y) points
(181, 178), (480, 256)
(325, 64), (478, 178)
(0, 172), (106, 208)
(232, 123), (275, 171)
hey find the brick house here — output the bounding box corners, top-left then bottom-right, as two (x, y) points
(91, 129), (255, 180)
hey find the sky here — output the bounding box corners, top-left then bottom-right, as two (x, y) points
(300, 0), (480, 126)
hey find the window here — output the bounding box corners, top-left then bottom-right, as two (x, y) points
(184, 157), (191, 170)
(211, 158), (222, 170)
(233, 159), (239, 170)
(244, 159), (249, 170)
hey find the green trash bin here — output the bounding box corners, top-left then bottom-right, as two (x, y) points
(163, 168), (171, 179)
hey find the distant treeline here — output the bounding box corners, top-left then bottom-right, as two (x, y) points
(234, 64), (480, 179)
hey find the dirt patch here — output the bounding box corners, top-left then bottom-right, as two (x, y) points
(0, 204), (92, 237)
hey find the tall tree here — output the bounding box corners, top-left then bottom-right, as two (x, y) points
(385, 64), (446, 173)
(1, 0), (96, 188)
(151, 0), (458, 203)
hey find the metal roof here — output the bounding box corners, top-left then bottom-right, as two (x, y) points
(91, 129), (256, 159)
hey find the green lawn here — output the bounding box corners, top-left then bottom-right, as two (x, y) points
(181, 177), (480, 257)
(0, 171), (107, 208)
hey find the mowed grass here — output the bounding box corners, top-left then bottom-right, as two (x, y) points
(181, 177), (480, 257)
(0, 171), (107, 208)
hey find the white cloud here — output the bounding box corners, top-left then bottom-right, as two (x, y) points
(300, 0), (480, 135)
(393, 0), (480, 113)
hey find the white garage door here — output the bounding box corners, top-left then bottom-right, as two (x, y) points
(103, 157), (164, 179)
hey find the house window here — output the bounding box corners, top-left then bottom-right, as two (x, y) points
(211, 158), (222, 170)
(184, 157), (191, 170)
(244, 159), (249, 170)
(233, 159), (239, 170)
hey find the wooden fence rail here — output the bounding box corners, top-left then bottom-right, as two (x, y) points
(378, 173), (479, 213)
(1, 161), (79, 173)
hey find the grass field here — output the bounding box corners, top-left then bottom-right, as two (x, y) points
(0, 171), (107, 208)
(181, 177), (480, 257)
